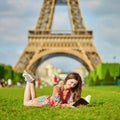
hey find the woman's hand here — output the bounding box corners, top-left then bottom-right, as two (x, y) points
(60, 103), (75, 108)
(69, 102), (75, 108)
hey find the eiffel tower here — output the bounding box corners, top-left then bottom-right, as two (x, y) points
(14, 0), (102, 73)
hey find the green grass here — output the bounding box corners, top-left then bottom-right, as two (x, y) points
(0, 86), (120, 120)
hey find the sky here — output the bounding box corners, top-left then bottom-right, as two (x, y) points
(0, 0), (120, 72)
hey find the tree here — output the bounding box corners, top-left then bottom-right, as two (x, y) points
(0, 64), (5, 79)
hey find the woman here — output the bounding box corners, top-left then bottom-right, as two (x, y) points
(23, 70), (83, 107)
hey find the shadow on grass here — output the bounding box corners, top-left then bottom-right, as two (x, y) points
(88, 102), (105, 107)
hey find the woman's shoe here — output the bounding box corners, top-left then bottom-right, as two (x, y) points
(23, 70), (36, 83)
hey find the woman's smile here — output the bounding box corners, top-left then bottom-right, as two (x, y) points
(64, 79), (78, 89)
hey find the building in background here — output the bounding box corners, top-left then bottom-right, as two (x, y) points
(37, 62), (88, 86)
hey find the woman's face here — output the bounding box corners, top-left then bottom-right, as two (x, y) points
(64, 79), (78, 89)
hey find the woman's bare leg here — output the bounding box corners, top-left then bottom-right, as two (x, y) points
(23, 70), (38, 106)
(23, 82), (36, 106)
(24, 82), (31, 105)
(30, 82), (36, 99)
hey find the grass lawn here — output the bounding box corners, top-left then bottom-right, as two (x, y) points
(0, 86), (120, 120)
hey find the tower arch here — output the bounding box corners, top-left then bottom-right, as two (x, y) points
(27, 48), (93, 72)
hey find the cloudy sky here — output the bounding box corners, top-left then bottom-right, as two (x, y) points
(0, 0), (120, 72)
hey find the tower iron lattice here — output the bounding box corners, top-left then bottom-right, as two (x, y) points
(14, 0), (102, 73)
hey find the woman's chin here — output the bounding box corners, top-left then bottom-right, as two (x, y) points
(64, 84), (72, 90)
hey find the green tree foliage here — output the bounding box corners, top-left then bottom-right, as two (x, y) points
(0, 64), (5, 79)
(0, 64), (22, 84)
(13, 72), (23, 84)
(85, 63), (120, 86)
(103, 69), (113, 85)
(4, 65), (13, 80)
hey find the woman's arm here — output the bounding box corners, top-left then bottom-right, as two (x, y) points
(60, 103), (75, 108)
(51, 85), (61, 106)
(52, 86), (75, 108)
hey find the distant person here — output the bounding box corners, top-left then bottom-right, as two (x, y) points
(23, 70), (90, 107)
(53, 75), (59, 86)
(0, 79), (5, 87)
(7, 79), (12, 86)
(35, 80), (41, 88)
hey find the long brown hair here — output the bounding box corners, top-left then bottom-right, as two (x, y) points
(64, 72), (82, 101)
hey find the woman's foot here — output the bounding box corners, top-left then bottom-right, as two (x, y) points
(23, 70), (36, 83)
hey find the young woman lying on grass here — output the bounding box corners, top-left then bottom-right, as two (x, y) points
(23, 70), (90, 107)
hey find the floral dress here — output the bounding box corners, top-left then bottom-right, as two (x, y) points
(32, 85), (74, 107)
